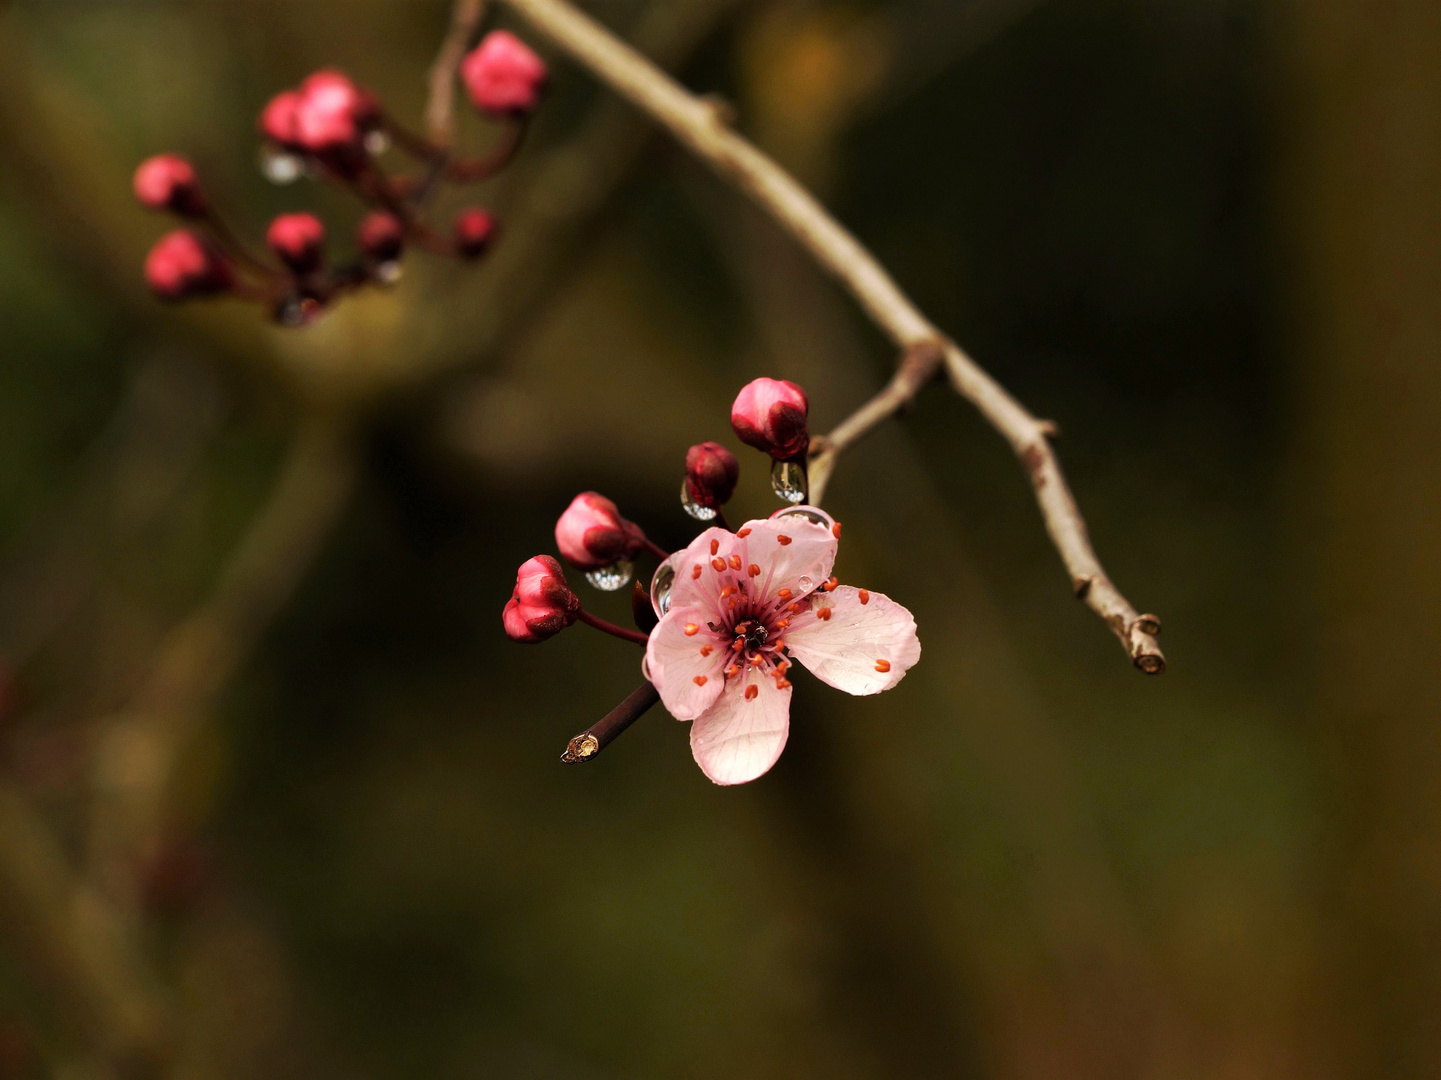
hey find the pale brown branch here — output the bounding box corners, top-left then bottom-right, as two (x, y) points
(491, 0), (1164, 674)
(425, 0), (489, 147)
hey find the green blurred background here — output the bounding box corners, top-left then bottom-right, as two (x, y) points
(0, 0), (1435, 1077)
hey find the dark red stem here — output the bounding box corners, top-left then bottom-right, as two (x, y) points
(577, 608), (651, 646)
(561, 681), (661, 763)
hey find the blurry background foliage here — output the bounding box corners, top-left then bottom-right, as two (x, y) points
(0, 0), (1436, 1078)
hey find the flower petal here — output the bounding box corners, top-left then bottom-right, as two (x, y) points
(646, 605), (727, 719)
(738, 516), (836, 605)
(689, 674), (792, 785)
(662, 526), (752, 621)
(785, 586), (920, 696)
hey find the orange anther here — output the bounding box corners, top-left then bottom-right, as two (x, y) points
(710, 538), (720, 556)
(775, 679), (792, 690)
(684, 623), (699, 636)
(776, 618), (790, 629)
(817, 607), (832, 621)
(859, 589), (870, 605)
(748, 563), (761, 577)
(729, 554), (743, 570)
(874, 659), (891, 673)
(777, 535), (792, 546)
(720, 585), (735, 599)
(821, 576), (838, 591)
(692, 564), (703, 580)
(777, 588), (793, 600)
(700, 645), (713, 657)
(694, 675), (709, 686)
(711, 557), (726, 572)
(832, 522), (842, 539)
(787, 602), (804, 614)
(725, 664), (740, 678)
(737, 527), (752, 537)
(745, 684), (759, 701)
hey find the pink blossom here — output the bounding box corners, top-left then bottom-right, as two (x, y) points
(646, 511), (920, 784)
(258, 90), (304, 150)
(503, 555), (580, 643)
(555, 493), (648, 570)
(144, 230), (232, 300)
(684, 441), (739, 510)
(453, 207), (497, 258)
(356, 211), (405, 263)
(460, 31), (548, 117)
(266, 212), (326, 273)
(730, 377), (810, 460)
(133, 154), (206, 217)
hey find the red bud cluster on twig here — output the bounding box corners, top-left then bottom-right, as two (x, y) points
(134, 33), (548, 327)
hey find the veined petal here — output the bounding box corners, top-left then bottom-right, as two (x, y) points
(785, 586), (920, 696)
(738, 516), (836, 604)
(646, 605), (727, 719)
(689, 673), (791, 785)
(663, 526), (753, 622)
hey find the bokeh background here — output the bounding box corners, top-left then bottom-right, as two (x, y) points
(0, 0), (1435, 1077)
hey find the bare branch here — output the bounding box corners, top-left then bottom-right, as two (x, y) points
(492, 0), (1164, 674)
(426, 0), (489, 147)
(561, 681), (660, 763)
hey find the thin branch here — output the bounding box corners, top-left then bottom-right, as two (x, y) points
(425, 0), (488, 147)
(807, 340), (946, 506)
(492, 0), (1164, 674)
(560, 681), (660, 763)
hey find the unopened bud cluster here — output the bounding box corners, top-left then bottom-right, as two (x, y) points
(135, 32), (548, 325)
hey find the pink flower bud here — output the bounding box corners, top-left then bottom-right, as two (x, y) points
(357, 211), (405, 263)
(144, 230), (233, 300)
(503, 555), (580, 643)
(684, 441), (739, 510)
(555, 492), (648, 570)
(266, 212), (326, 274)
(258, 90), (304, 150)
(133, 154), (206, 217)
(453, 208), (496, 258)
(299, 69), (380, 128)
(730, 377), (810, 460)
(460, 31), (548, 117)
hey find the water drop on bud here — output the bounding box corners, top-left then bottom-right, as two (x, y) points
(585, 560), (634, 591)
(259, 146), (304, 185)
(375, 260), (403, 284)
(770, 458), (808, 503)
(680, 478), (718, 521)
(363, 129), (390, 156)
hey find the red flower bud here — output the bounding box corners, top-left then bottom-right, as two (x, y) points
(258, 90), (304, 150)
(730, 377), (810, 460)
(460, 31), (548, 117)
(555, 492), (648, 570)
(453, 208), (496, 258)
(503, 555), (580, 643)
(144, 230), (233, 300)
(266, 212), (326, 274)
(684, 441), (740, 510)
(357, 211), (405, 263)
(133, 154), (206, 217)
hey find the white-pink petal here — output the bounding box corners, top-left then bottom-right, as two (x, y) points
(784, 585), (920, 696)
(689, 674), (792, 785)
(646, 605), (727, 720)
(738, 516), (836, 603)
(663, 526), (750, 621)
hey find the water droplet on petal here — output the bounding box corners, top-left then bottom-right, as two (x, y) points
(769, 505), (835, 530)
(798, 576), (814, 592)
(641, 655), (652, 681)
(680, 479), (717, 521)
(259, 147), (304, 185)
(770, 458), (808, 503)
(375, 260), (403, 284)
(650, 556), (680, 616)
(363, 129), (391, 156)
(585, 560), (633, 591)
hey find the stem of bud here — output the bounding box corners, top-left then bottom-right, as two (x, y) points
(576, 608), (650, 646)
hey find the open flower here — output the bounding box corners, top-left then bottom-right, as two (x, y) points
(646, 511), (920, 785)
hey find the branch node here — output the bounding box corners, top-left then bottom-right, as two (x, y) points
(1135, 613), (1162, 636)
(700, 93), (738, 127)
(1073, 575), (1094, 600)
(1037, 419), (1060, 438)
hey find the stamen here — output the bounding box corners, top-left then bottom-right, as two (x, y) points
(777, 588), (793, 601)
(711, 557), (726, 572)
(874, 659), (891, 673)
(817, 607), (832, 621)
(787, 602), (804, 614)
(700, 645), (713, 657)
(745, 684), (759, 701)
(775, 659), (790, 673)
(737, 527), (752, 538)
(859, 589), (870, 605)
(775, 678), (792, 690)
(748, 563), (761, 577)
(777, 535), (792, 546)
(710, 538), (720, 556)
(832, 522), (842, 539)
(725, 664), (740, 678)
(728, 554), (743, 570)
(694, 675), (709, 686)
(775, 618), (790, 629)
(720, 585), (735, 599)
(684, 623), (699, 636)
(821, 576), (838, 592)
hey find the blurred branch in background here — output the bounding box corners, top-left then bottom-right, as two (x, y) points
(426, 0), (489, 147)
(492, 0), (1166, 674)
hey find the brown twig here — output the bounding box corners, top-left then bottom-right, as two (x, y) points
(425, 0), (489, 147)
(491, 0), (1164, 674)
(560, 681), (660, 763)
